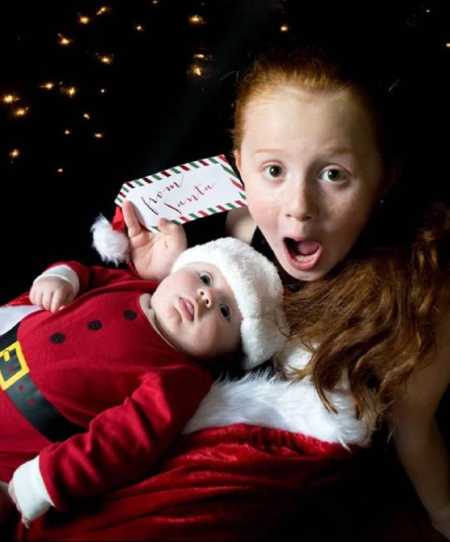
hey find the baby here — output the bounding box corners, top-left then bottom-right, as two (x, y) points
(0, 237), (287, 526)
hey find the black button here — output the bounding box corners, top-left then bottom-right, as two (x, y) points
(123, 310), (137, 320)
(87, 320), (102, 331)
(50, 332), (65, 344)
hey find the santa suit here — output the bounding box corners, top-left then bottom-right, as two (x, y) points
(0, 263), (212, 515)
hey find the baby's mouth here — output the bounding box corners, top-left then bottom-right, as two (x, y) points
(179, 297), (195, 321)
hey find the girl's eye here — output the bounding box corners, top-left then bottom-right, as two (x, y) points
(320, 168), (347, 183)
(263, 164), (284, 180)
(219, 303), (231, 321)
(199, 272), (212, 286)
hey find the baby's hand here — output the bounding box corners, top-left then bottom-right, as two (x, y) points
(29, 277), (75, 312)
(123, 200), (187, 281)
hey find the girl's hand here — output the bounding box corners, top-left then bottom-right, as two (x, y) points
(430, 504), (450, 539)
(29, 277), (75, 312)
(122, 200), (187, 281)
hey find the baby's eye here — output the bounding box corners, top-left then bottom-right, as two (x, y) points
(219, 303), (231, 321)
(199, 272), (212, 286)
(263, 164), (284, 180)
(320, 168), (348, 183)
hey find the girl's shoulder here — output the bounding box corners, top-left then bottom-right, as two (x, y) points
(392, 293), (450, 424)
(433, 289), (450, 375)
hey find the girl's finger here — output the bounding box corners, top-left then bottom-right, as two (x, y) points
(123, 200), (142, 238)
(158, 218), (182, 234)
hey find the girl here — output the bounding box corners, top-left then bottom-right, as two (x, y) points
(233, 48), (450, 538)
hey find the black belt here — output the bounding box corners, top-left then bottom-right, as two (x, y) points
(0, 323), (83, 442)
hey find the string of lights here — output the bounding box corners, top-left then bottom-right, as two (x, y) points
(2, 1), (447, 177)
(0, 1), (300, 175)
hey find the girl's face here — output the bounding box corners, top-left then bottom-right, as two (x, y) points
(235, 85), (385, 281)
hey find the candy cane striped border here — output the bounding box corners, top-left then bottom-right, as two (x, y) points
(114, 154), (245, 209)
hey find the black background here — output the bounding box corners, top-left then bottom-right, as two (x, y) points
(1, 0), (449, 303)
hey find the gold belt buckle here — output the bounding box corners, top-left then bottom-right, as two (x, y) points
(0, 341), (30, 390)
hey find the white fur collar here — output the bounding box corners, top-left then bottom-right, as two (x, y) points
(184, 344), (373, 447)
(183, 371), (372, 447)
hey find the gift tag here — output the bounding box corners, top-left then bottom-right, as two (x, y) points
(114, 155), (246, 231)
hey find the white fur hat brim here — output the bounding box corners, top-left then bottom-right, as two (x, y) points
(172, 237), (288, 369)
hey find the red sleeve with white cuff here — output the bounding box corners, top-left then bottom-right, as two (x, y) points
(9, 457), (54, 526)
(32, 265), (80, 297)
(10, 363), (211, 521)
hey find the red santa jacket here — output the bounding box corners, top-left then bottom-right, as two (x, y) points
(0, 263), (212, 510)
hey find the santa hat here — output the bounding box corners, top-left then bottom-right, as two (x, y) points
(91, 207), (129, 265)
(172, 237), (288, 370)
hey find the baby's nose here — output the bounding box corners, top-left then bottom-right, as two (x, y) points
(198, 288), (213, 308)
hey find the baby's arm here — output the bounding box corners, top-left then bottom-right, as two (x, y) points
(391, 309), (450, 538)
(8, 458), (53, 527)
(28, 261), (139, 312)
(9, 364), (212, 525)
(29, 265), (80, 312)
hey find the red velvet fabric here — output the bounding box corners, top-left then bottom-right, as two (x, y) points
(16, 424), (357, 541)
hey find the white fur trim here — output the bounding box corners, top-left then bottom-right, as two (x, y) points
(91, 214), (129, 265)
(183, 371), (372, 447)
(33, 264), (80, 296)
(280, 342), (351, 391)
(279, 341), (314, 372)
(0, 306), (41, 336)
(172, 237), (288, 369)
(10, 456), (54, 525)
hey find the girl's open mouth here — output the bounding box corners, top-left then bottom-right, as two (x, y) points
(284, 238), (323, 271)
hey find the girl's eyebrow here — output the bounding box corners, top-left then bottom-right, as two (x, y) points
(254, 146), (355, 156)
(322, 146), (354, 156)
(254, 148), (285, 155)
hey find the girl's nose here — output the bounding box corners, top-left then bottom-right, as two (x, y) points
(197, 288), (213, 309)
(284, 179), (319, 222)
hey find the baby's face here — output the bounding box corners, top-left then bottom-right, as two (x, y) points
(149, 263), (242, 360)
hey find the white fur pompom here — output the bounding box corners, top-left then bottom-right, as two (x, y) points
(91, 215), (129, 265)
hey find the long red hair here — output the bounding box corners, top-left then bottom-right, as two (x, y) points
(233, 48), (450, 423)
